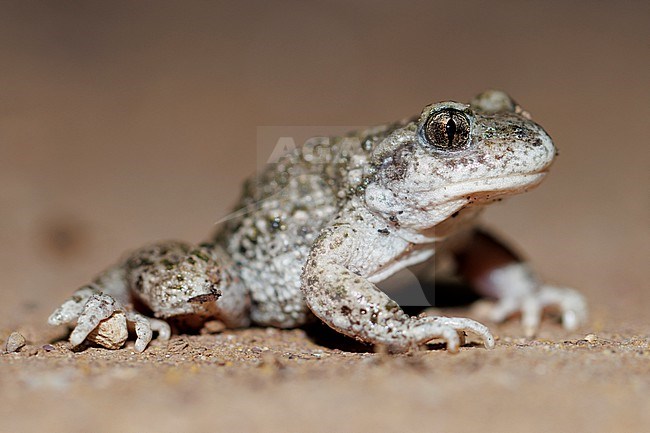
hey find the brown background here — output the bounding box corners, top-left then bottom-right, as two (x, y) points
(0, 1), (648, 432)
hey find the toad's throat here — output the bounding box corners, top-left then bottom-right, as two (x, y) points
(417, 172), (548, 207)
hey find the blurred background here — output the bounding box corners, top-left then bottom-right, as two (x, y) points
(0, 1), (648, 332)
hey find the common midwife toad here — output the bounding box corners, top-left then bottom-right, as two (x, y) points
(49, 90), (587, 352)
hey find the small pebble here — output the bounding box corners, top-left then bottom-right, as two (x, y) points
(87, 311), (128, 349)
(5, 332), (26, 353)
(584, 334), (598, 343)
(201, 320), (226, 335)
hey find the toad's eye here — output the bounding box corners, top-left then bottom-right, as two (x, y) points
(423, 109), (471, 151)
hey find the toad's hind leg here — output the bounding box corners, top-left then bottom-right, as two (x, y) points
(125, 242), (251, 329)
(48, 264), (173, 352)
(50, 241), (250, 352)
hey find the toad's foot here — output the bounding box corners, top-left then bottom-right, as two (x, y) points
(48, 288), (171, 352)
(408, 315), (495, 353)
(483, 285), (588, 337)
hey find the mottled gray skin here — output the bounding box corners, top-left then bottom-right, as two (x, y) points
(49, 90), (587, 352)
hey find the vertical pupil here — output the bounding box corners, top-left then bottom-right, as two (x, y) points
(445, 117), (456, 144)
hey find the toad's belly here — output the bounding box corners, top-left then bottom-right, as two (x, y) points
(237, 245), (313, 327)
(220, 209), (335, 328)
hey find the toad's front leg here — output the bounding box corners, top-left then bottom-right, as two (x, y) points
(455, 229), (588, 337)
(301, 225), (494, 353)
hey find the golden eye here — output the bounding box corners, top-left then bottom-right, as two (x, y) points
(423, 110), (471, 151)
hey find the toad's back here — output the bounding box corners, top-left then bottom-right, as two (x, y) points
(212, 122), (408, 326)
(210, 138), (339, 326)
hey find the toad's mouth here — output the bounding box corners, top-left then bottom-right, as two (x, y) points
(415, 171), (549, 208)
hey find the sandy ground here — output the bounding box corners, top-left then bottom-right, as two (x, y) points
(1, 2), (648, 432)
